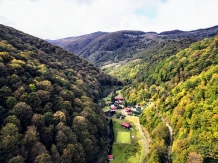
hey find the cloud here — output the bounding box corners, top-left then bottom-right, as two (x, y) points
(160, 0), (167, 3)
(153, 0), (218, 32)
(135, 5), (157, 19)
(73, 0), (94, 5)
(0, 0), (217, 39)
(0, 15), (14, 25)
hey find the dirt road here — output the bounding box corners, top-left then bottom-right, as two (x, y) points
(125, 115), (149, 163)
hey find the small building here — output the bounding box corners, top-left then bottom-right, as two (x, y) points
(136, 103), (140, 107)
(107, 155), (113, 161)
(115, 97), (124, 101)
(110, 105), (117, 112)
(125, 108), (132, 112)
(115, 100), (123, 104)
(121, 122), (131, 128)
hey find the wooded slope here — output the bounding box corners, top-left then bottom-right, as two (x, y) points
(122, 35), (218, 163)
(0, 24), (122, 163)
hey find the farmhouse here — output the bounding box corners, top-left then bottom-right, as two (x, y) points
(114, 96), (124, 105)
(107, 155), (113, 160)
(110, 105), (117, 112)
(125, 107), (132, 112)
(121, 122), (131, 128)
(115, 97), (124, 101)
(136, 103), (140, 107)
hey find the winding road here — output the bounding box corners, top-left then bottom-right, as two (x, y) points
(136, 118), (150, 163)
(123, 108), (150, 163)
(161, 118), (173, 163)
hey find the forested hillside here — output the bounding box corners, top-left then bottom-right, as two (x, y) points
(49, 25), (218, 67)
(121, 36), (218, 162)
(0, 24), (122, 163)
(47, 31), (107, 55)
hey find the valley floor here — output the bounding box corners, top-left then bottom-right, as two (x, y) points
(106, 109), (149, 163)
(102, 90), (150, 163)
(125, 115), (150, 163)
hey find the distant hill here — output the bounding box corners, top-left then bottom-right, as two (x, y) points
(47, 31), (107, 55)
(48, 25), (218, 67)
(0, 24), (122, 163)
(159, 25), (218, 39)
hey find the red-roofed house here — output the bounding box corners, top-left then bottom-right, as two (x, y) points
(110, 105), (117, 112)
(115, 97), (124, 101)
(121, 122), (131, 128)
(107, 155), (113, 160)
(125, 108), (132, 112)
(115, 100), (123, 104)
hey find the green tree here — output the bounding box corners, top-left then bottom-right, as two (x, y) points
(6, 96), (17, 110)
(29, 83), (37, 92)
(36, 80), (53, 92)
(146, 149), (160, 163)
(3, 115), (21, 131)
(8, 155), (25, 163)
(186, 152), (203, 163)
(22, 125), (38, 149)
(25, 92), (42, 110)
(0, 86), (12, 106)
(0, 106), (7, 124)
(0, 123), (20, 163)
(36, 90), (50, 103)
(56, 130), (67, 152)
(32, 114), (45, 128)
(44, 112), (53, 126)
(34, 154), (52, 163)
(13, 102), (33, 128)
(51, 144), (61, 163)
(29, 142), (50, 163)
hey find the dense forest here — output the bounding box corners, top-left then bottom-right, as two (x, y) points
(120, 36), (218, 162)
(0, 24), (123, 163)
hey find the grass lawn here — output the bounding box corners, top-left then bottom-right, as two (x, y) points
(117, 131), (131, 144)
(101, 91), (112, 111)
(110, 118), (142, 163)
(102, 105), (110, 111)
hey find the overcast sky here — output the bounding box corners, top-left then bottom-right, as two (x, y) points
(0, 0), (217, 39)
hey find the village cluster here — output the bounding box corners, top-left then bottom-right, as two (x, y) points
(107, 96), (143, 161)
(110, 96), (143, 118)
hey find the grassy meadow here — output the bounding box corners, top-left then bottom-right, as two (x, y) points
(117, 131), (131, 144)
(110, 116), (145, 163)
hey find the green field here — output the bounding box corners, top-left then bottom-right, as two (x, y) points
(117, 131), (131, 144)
(110, 117), (147, 163)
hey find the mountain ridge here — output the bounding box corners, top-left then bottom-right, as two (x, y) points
(48, 25), (218, 67)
